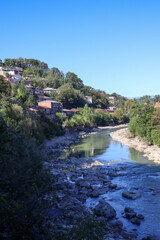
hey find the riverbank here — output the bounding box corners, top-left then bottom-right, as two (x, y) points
(110, 128), (160, 164)
(43, 124), (158, 239)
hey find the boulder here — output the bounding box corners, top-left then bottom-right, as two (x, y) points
(94, 200), (116, 219)
(124, 207), (136, 219)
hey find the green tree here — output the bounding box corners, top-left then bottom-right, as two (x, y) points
(113, 108), (125, 124)
(56, 83), (85, 108)
(0, 117), (52, 240)
(65, 72), (84, 90)
(0, 75), (11, 97)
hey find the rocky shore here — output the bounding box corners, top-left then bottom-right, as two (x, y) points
(110, 128), (160, 164)
(44, 125), (157, 240)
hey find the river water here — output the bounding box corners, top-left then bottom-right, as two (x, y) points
(64, 129), (160, 239)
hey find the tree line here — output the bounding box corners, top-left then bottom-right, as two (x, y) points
(128, 101), (160, 146)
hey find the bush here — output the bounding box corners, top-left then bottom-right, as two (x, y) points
(53, 214), (105, 240)
(0, 118), (52, 240)
(92, 111), (112, 126)
(151, 127), (160, 146)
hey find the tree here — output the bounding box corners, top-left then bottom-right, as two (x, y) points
(154, 95), (160, 103)
(65, 72), (84, 90)
(0, 117), (52, 239)
(124, 99), (136, 114)
(56, 83), (85, 108)
(139, 95), (151, 104)
(114, 108), (125, 123)
(0, 75), (11, 97)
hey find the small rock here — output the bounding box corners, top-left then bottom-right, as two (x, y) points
(109, 184), (117, 189)
(131, 217), (141, 225)
(142, 235), (159, 240)
(76, 179), (90, 188)
(108, 170), (118, 177)
(122, 191), (141, 200)
(124, 207), (136, 219)
(137, 214), (144, 220)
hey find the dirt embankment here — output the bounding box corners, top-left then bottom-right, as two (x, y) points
(110, 128), (160, 164)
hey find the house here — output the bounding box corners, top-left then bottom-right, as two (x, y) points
(37, 94), (52, 102)
(63, 108), (79, 117)
(24, 80), (32, 86)
(43, 87), (56, 94)
(109, 96), (117, 104)
(0, 66), (23, 78)
(155, 102), (160, 108)
(5, 77), (19, 85)
(38, 100), (63, 118)
(85, 96), (92, 105)
(24, 75), (35, 79)
(109, 96), (116, 100)
(107, 106), (116, 113)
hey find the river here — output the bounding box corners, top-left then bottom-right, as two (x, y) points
(63, 128), (160, 239)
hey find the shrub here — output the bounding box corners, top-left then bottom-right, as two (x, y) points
(151, 127), (160, 146)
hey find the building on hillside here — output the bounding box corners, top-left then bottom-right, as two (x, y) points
(63, 108), (79, 117)
(155, 102), (160, 108)
(95, 107), (116, 114)
(23, 75), (36, 79)
(0, 66), (23, 78)
(43, 87), (58, 94)
(84, 96), (92, 105)
(96, 109), (108, 113)
(107, 106), (116, 113)
(5, 77), (19, 85)
(24, 80), (32, 86)
(38, 100), (63, 118)
(109, 96), (117, 104)
(37, 94), (52, 102)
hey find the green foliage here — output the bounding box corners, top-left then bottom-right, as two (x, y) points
(12, 83), (36, 106)
(93, 111), (112, 126)
(0, 76), (11, 97)
(129, 103), (155, 144)
(139, 95), (152, 104)
(65, 104), (113, 128)
(0, 118), (52, 240)
(56, 84), (85, 108)
(113, 108), (128, 124)
(4, 58), (48, 70)
(53, 214), (105, 240)
(0, 98), (64, 143)
(56, 112), (67, 124)
(151, 127), (160, 146)
(65, 72), (84, 90)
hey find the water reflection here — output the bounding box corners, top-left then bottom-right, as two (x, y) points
(62, 132), (110, 159)
(62, 129), (154, 165)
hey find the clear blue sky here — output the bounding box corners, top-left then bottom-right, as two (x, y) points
(1, 0), (160, 97)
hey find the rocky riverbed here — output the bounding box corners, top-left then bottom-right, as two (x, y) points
(44, 126), (158, 240)
(110, 128), (160, 164)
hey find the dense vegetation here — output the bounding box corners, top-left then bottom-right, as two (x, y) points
(0, 118), (53, 239)
(1, 58), (128, 109)
(63, 104), (128, 128)
(0, 75), (66, 239)
(128, 101), (160, 146)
